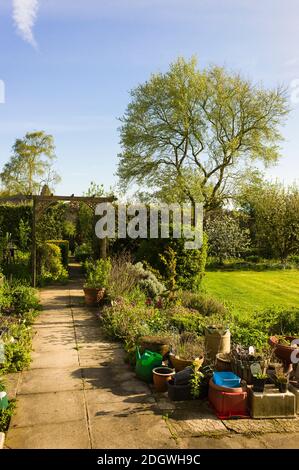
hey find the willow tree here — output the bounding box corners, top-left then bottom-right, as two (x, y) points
(0, 131), (60, 195)
(118, 58), (289, 209)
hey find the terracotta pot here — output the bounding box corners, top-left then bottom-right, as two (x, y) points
(139, 336), (171, 358)
(153, 367), (175, 392)
(83, 287), (106, 306)
(169, 353), (204, 372)
(269, 336), (297, 364)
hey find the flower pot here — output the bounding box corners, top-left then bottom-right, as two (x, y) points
(139, 336), (171, 358)
(169, 353), (204, 372)
(167, 379), (193, 401)
(205, 327), (230, 361)
(252, 377), (266, 393)
(153, 367), (175, 392)
(269, 336), (297, 365)
(83, 287), (106, 306)
(278, 382), (288, 393)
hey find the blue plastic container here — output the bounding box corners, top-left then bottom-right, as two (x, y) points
(213, 371), (241, 389)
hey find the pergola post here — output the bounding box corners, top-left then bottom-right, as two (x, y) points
(31, 197), (37, 287)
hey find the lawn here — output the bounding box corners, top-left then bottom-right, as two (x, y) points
(203, 269), (299, 317)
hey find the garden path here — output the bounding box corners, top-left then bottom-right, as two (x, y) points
(4, 271), (299, 449)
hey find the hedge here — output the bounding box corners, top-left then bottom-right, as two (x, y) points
(46, 240), (69, 267)
(0, 204), (32, 244)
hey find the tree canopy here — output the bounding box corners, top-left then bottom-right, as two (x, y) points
(0, 131), (60, 195)
(118, 57), (289, 209)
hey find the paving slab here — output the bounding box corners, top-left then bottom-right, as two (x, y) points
(9, 390), (86, 428)
(259, 432), (299, 449)
(5, 420), (91, 449)
(179, 434), (267, 449)
(90, 414), (177, 449)
(223, 418), (286, 434)
(19, 367), (84, 394)
(30, 349), (79, 369)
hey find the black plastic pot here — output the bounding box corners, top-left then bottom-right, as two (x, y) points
(278, 382), (288, 393)
(252, 377), (266, 393)
(167, 379), (193, 401)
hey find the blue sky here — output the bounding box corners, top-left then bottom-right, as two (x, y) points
(0, 0), (299, 195)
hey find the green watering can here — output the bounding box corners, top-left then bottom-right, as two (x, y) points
(0, 391), (9, 410)
(135, 347), (163, 383)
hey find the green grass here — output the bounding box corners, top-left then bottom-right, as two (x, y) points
(203, 270), (299, 317)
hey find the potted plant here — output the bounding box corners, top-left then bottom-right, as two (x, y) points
(169, 332), (204, 372)
(252, 373), (268, 393)
(275, 367), (289, 393)
(83, 258), (111, 306)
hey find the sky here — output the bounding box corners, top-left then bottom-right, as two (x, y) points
(0, 0), (299, 195)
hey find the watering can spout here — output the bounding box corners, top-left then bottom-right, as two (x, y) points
(136, 346), (141, 360)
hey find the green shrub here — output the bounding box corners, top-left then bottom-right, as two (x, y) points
(84, 258), (111, 289)
(47, 240), (69, 267)
(168, 306), (206, 335)
(131, 262), (165, 299)
(0, 281), (39, 316)
(180, 291), (227, 317)
(74, 243), (93, 262)
(0, 399), (16, 432)
(136, 233), (208, 291)
(1, 322), (34, 373)
(38, 243), (68, 284)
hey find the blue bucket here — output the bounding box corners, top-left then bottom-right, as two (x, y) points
(213, 371), (241, 389)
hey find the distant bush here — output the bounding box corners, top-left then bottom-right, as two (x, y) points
(47, 240), (69, 267)
(38, 243), (68, 285)
(74, 243), (93, 262)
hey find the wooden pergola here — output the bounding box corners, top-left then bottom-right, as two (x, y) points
(0, 192), (116, 287)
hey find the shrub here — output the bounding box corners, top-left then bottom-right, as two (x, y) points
(180, 291), (227, 317)
(170, 332), (205, 360)
(74, 243), (93, 262)
(0, 399), (16, 432)
(84, 258), (111, 289)
(38, 243), (68, 284)
(0, 322), (34, 373)
(168, 306), (206, 335)
(0, 281), (39, 316)
(136, 233), (208, 291)
(107, 253), (141, 299)
(130, 262), (165, 299)
(47, 240), (69, 267)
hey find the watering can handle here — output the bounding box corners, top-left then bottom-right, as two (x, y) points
(136, 346), (141, 360)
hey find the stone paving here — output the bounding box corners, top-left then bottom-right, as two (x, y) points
(3, 280), (299, 449)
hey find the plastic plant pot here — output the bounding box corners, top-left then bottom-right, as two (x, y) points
(252, 377), (266, 393)
(153, 367), (175, 392)
(167, 379), (193, 401)
(278, 382), (288, 393)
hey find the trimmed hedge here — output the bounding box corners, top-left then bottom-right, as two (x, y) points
(46, 240), (69, 267)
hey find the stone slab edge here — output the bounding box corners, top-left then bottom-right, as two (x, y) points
(0, 432), (5, 449)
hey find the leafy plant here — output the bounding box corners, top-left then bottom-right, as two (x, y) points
(0, 400), (16, 432)
(170, 332), (205, 360)
(84, 258), (112, 289)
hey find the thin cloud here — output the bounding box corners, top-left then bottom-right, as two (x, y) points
(12, 0), (39, 48)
